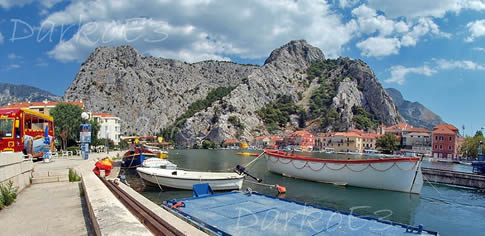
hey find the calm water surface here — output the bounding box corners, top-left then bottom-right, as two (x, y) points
(125, 150), (485, 236)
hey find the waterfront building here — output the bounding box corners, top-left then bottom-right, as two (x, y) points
(316, 130), (380, 152)
(223, 139), (240, 149)
(282, 130), (314, 151)
(431, 124), (460, 159)
(384, 123), (413, 136)
(0, 100), (84, 115)
(252, 135), (283, 149)
(90, 113), (122, 145)
(401, 128), (432, 156)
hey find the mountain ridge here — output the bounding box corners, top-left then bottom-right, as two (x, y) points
(0, 82), (61, 106)
(386, 88), (444, 130)
(64, 40), (404, 147)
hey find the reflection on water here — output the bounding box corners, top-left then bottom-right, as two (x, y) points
(127, 149), (485, 236)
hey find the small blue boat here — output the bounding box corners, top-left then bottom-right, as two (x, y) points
(165, 185), (438, 236)
(122, 147), (158, 167)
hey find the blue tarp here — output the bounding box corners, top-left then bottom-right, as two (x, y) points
(168, 192), (438, 236)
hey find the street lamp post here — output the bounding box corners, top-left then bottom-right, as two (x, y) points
(105, 131), (109, 154)
(80, 112), (91, 160)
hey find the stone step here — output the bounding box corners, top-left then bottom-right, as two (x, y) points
(33, 169), (69, 178)
(32, 176), (69, 184)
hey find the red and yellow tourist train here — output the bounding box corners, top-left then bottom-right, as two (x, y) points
(0, 108), (54, 158)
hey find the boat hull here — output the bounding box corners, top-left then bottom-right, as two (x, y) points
(265, 151), (423, 194)
(137, 168), (244, 191)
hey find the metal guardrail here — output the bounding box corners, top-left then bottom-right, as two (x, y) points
(100, 178), (185, 236)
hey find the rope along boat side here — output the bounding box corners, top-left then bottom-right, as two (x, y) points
(264, 150), (423, 194)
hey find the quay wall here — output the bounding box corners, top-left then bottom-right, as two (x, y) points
(0, 153), (33, 192)
(422, 167), (485, 189)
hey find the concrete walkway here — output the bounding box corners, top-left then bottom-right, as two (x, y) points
(0, 182), (93, 236)
(0, 152), (123, 236)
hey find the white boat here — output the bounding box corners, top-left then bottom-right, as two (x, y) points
(136, 167), (244, 191)
(141, 158), (177, 169)
(265, 150), (423, 194)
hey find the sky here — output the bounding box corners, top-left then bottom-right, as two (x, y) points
(1, 0), (485, 136)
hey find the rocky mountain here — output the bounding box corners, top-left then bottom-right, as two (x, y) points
(0, 83), (61, 106)
(386, 88), (444, 130)
(65, 40), (404, 147)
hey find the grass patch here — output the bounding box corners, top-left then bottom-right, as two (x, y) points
(0, 180), (18, 210)
(68, 168), (81, 182)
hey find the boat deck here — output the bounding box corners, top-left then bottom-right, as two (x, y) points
(168, 192), (438, 236)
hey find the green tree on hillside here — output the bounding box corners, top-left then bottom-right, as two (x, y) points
(376, 133), (398, 154)
(50, 104), (83, 150)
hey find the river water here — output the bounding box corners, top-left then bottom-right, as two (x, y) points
(126, 150), (485, 236)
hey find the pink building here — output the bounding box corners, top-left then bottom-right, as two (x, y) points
(432, 124), (460, 159)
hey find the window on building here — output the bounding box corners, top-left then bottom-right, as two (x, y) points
(449, 137), (452, 141)
(435, 136), (438, 140)
(439, 145), (442, 149)
(434, 145), (437, 149)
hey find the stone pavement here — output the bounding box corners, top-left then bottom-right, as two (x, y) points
(0, 182), (92, 236)
(0, 151), (123, 236)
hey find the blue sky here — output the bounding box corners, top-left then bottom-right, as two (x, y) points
(1, 0), (485, 136)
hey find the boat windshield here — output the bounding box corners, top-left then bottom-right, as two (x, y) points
(0, 119), (14, 138)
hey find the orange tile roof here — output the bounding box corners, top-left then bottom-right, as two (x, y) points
(433, 124), (458, 132)
(386, 123), (413, 131)
(224, 139), (239, 144)
(361, 133), (380, 139)
(254, 135), (270, 140)
(290, 130), (312, 136)
(92, 113), (117, 118)
(0, 101), (84, 109)
(271, 136), (283, 142)
(433, 128), (457, 135)
(333, 132), (361, 138)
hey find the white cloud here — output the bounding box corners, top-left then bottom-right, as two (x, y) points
(35, 58), (48, 67)
(7, 53), (21, 59)
(401, 18), (451, 47)
(466, 19), (485, 42)
(356, 37), (401, 57)
(338, 0), (360, 9)
(434, 58), (485, 70)
(368, 0), (485, 19)
(385, 65), (436, 84)
(0, 32), (4, 44)
(0, 0), (64, 9)
(473, 47), (485, 52)
(349, 4), (449, 57)
(386, 58), (485, 84)
(43, 0), (356, 63)
(351, 4), (397, 36)
(2, 64), (21, 71)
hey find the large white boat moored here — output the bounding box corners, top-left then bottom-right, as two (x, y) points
(265, 150), (423, 194)
(136, 167), (244, 191)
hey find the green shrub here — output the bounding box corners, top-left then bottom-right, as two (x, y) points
(68, 169), (81, 182)
(0, 180), (18, 209)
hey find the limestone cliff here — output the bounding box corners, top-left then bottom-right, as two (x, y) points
(64, 40), (404, 147)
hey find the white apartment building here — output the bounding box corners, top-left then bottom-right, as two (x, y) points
(90, 113), (121, 144)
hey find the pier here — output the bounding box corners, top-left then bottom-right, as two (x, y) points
(0, 152), (207, 236)
(422, 167), (485, 189)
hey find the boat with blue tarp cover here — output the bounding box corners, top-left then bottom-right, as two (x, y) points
(164, 185), (439, 236)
